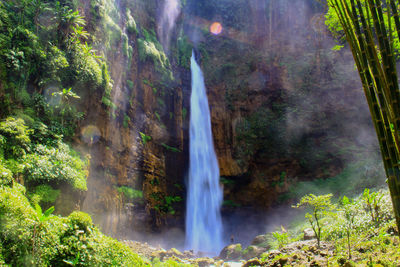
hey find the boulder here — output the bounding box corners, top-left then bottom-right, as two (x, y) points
(303, 228), (316, 240)
(193, 257), (215, 267)
(242, 258), (264, 267)
(251, 234), (270, 248)
(242, 245), (267, 260)
(219, 243), (243, 260)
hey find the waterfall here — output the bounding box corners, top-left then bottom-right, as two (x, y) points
(185, 51), (224, 254)
(157, 0), (180, 53)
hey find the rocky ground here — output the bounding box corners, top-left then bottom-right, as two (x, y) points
(122, 229), (340, 266)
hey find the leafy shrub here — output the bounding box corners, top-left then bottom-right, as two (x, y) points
(0, 117), (31, 159)
(272, 228), (289, 249)
(29, 120), (62, 146)
(28, 184), (60, 207)
(139, 132), (151, 145)
(0, 184), (148, 266)
(0, 161), (12, 186)
(24, 143), (88, 191)
(362, 188), (384, 225)
(177, 36), (193, 69)
(294, 193), (335, 247)
(123, 114), (130, 128)
(137, 29), (173, 81)
(127, 79), (134, 89)
(116, 186), (143, 200)
(66, 44), (103, 89)
(126, 9), (137, 35)
(68, 211), (93, 230)
(154, 195), (182, 215)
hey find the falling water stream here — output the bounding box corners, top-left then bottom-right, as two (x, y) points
(185, 51), (224, 255)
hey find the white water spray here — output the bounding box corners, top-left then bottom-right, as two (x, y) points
(185, 51), (223, 254)
(157, 0), (180, 53)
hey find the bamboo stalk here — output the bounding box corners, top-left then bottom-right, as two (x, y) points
(330, 0), (400, 233)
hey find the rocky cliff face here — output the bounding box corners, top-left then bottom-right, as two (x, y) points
(72, 0), (378, 236)
(184, 0), (374, 210)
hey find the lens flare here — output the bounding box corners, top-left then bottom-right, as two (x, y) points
(210, 22), (222, 35)
(81, 125), (101, 144)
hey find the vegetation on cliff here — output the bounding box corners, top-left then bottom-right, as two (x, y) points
(0, 0), (161, 265)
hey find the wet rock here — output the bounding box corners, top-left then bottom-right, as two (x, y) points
(267, 250), (282, 259)
(242, 245), (267, 260)
(123, 241), (159, 259)
(151, 247), (186, 261)
(303, 228), (316, 240)
(251, 234), (270, 248)
(193, 257), (215, 267)
(242, 258), (265, 267)
(219, 243), (243, 260)
(169, 248), (184, 257)
(278, 255), (289, 265)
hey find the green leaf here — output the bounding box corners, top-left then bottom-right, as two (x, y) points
(332, 44), (344, 51)
(44, 206), (55, 217)
(34, 203), (43, 219)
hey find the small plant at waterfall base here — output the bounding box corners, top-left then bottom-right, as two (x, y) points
(340, 196), (357, 259)
(294, 194), (335, 248)
(272, 226), (289, 249)
(362, 188), (383, 225)
(139, 132), (152, 145)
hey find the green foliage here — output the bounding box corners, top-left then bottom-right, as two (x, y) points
(0, 161), (13, 186)
(362, 188), (384, 225)
(137, 29), (173, 81)
(161, 143), (181, 153)
(294, 193), (335, 247)
(29, 184), (60, 207)
(182, 107), (187, 120)
(0, 117), (32, 159)
(0, 184), (148, 266)
(127, 79), (134, 89)
(0, 0), (111, 141)
(285, 158), (385, 201)
(222, 199), (241, 208)
(139, 132), (151, 145)
(154, 195), (182, 215)
(235, 107), (287, 161)
(126, 9), (137, 35)
(123, 114), (130, 128)
(272, 227), (289, 249)
(34, 204), (55, 223)
(177, 35), (193, 68)
(155, 111), (161, 121)
(339, 195), (357, 259)
(325, 0), (400, 57)
(116, 186), (143, 200)
(220, 177), (235, 185)
(51, 87), (83, 128)
(24, 143), (88, 191)
(67, 43), (104, 88)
